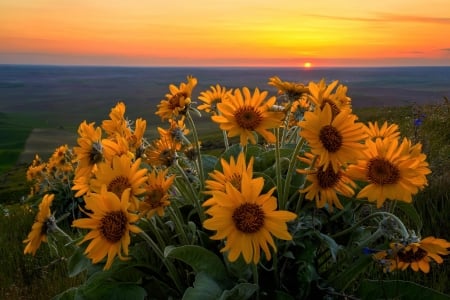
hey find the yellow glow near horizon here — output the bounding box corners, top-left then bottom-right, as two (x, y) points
(0, 0), (449, 66)
(304, 62), (312, 69)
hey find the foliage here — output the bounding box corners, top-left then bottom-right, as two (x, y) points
(19, 76), (450, 299)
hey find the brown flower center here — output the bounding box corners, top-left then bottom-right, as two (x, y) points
(100, 211), (128, 243)
(159, 149), (176, 166)
(319, 125), (343, 152)
(144, 187), (165, 209)
(317, 166), (341, 188)
(320, 100), (341, 119)
(397, 247), (427, 263)
(232, 203), (265, 234)
(108, 176), (131, 197)
(168, 92), (189, 111)
(89, 142), (103, 164)
(367, 158), (400, 185)
(234, 106), (262, 130)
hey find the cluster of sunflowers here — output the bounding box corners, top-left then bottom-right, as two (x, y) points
(23, 75), (450, 299)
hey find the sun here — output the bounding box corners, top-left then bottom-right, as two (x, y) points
(303, 62), (312, 69)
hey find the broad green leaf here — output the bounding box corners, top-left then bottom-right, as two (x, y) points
(358, 279), (450, 300)
(219, 283), (258, 300)
(67, 247), (91, 277)
(79, 281), (147, 300)
(201, 154), (218, 176)
(165, 245), (228, 282)
(182, 272), (223, 300)
(223, 255), (252, 281)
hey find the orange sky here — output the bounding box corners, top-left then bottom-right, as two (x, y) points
(1, 0), (450, 67)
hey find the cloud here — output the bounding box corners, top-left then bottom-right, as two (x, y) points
(305, 13), (450, 24)
(440, 48), (450, 52)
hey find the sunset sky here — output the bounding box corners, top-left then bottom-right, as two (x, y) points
(1, 0), (450, 67)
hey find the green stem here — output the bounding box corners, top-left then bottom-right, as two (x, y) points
(331, 211), (409, 240)
(186, 112), (205, 190)
(274, 128), (284, 209)
(174, 160), (206, 223)
(222, 130), (229, 150)
(168, 206), (190, 245)
(281, 137), (305, 209)
(252, 263), (260, 300)
(138, 230), (184, 293)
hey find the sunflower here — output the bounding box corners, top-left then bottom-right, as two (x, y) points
(365, 121), (400, 141)
(374, 237), (450, 273)
(139, 169), (175, 218)
(203, 151), (254, 206)
(144, 137), (178, 167)
(308, 79), (352, 118)
(267, 76), (309, 101)
(72, 172), (92, 198)
(90, 155), (148, 211)
(73, 121), (103, 177)
(72, 186), (141, 270)
(198, 84), (232, 115)
(211, 87), (285, 146)
(156, 76), (197, 121)
(102, 135), (133, 162)
(157, 119), (190, 150)
(346, 137), (430, 208)
(297, 152), (356, 212)
(47, 144), (73, 174)
(299, 103), (367, 173)
(127, 118), (146, 156)
(24, 194), (55, 255)
(102, 102), (128, 138)
(203, 173), (297, 264)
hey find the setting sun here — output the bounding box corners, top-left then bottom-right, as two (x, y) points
(304, 62), (312, 69)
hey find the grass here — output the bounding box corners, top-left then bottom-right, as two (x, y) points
(0, 99), (449, 298)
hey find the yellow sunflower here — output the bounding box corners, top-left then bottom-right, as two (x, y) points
(267, 76), (309, 100)
(144, 137), (178, 167)
(102, 102), (128, 138)
(139, 169), (175, 218)
(203, 151), (254, 206)
(203, 173), (297, 264)
(374, 237), (450, 273)
(73, 121), (103, 177)
(365, 121), (400, 141)
(346, 137), (430, 208)
(72, 186), (141, 270)
(127, 118), (146, 156)
(102, 135), (133, 162)
(90, 155), (148, 211)
(157, 119), (190, 150)
(23, 194), (55, 255)
(297, 152), (356, 212)
(299, 103), (367, 173)
(156, 76), (197, 121)
(198, 84), (233, 115)
(72, 172), (92, 198)
(47, 144), (73, 174)
(211, 87), (285, 146)
(308, 79), (352, 118)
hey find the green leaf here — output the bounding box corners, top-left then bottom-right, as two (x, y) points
(219, 283), (258, 300)
(358, 279), (450, 300)
(182, 272), (223, 300)
(52, 287), (80, 300)
(201, 154), (218, 176)
(67, 247), (91, 277)
(395, 201), (423, 232)
(165, 245), (228, 282)
(80, 281), (147, 300)
(314, 232), (342, 262)
(329, 254), (373, 290)
(223, 255), (252, 281)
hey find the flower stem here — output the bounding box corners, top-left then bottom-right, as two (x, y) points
(138, 230), (184, 293)
(331, 211), (409, 240)
(186, 112), (205, 190)
(281, 137), (305, 209)
(252, 263), (260, 300)
(274, 128), (284, 208)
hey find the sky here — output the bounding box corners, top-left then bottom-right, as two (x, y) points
(1, 0), (450, 67)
